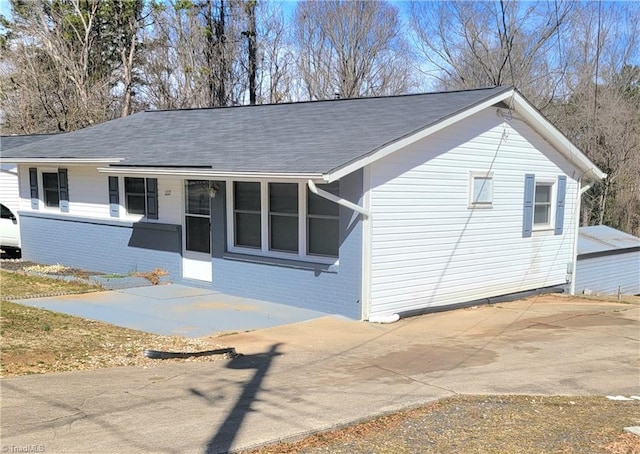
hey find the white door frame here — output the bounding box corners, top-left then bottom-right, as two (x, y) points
(182, 180), (213, 282)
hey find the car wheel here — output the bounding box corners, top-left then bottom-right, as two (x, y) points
(4, 248), (21, 259)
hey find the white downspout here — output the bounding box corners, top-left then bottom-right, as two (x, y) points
(307, 180), (371, 218)
(308, 180), (398, 322)
(570, 178), (594, 295)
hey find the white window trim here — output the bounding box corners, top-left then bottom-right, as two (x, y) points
(468, 170), (494, 209)
(226, 180), (338, 265)
(183, 180), (211, 257)
(533, 178), (556, 231)
(38, 167), (61, 212)
(121, 176), (149, 221)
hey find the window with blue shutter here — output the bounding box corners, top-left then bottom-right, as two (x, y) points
(29, 167), (39, 209)
(108, 176), (120, 217)
(522, 174), (535, 237)
(554, 175), (567, 235)
(58, 168), (69, 212)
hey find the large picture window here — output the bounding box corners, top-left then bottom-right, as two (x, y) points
(229, 181), (340, 261)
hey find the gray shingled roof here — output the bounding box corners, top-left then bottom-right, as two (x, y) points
(1, 133), (60, 150)
(2, 87), (510, 174)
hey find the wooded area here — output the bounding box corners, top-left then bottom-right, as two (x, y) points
(1, 0), (638, 235)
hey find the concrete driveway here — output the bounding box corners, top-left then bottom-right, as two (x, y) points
(2, 295), (639, 453)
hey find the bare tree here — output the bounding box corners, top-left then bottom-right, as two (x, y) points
(409, 1), (573, 104)
(0, 0), (146, 133)
(253, 1), (295, 104)
(547, 2), (640, 234)
(293, 0), (414, 100)
(140, 0), (246, 109)
(109, 0), (147, 117)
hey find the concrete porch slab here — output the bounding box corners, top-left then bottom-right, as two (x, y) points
(18, 284), (331, 337)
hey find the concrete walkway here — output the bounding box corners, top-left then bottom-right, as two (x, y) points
(17, 284), (330, 337)
(2, 295), (639, 454)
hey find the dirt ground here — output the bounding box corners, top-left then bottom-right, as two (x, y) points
(248, 395), (640, 454)
(0, 271), (233, 376)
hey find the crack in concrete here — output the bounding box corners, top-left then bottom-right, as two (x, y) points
(371, 364), (459, 395)
(45, 410), (87, 426)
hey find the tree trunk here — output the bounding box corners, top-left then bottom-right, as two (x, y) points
(246, 0), (257, 105)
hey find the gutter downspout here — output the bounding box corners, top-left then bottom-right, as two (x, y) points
(570, 178), (595, 295)
(307, 180), (371, 218)
(309, 180), (387, 321)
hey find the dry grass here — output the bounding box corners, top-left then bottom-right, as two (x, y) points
(0, 270), (230, 377)
(1, 269), (99, 298)
(248, 395), (640, 454)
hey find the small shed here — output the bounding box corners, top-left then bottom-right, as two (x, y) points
(576, 225), (640, 295)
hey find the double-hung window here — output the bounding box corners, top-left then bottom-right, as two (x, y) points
(269, 183), (299, 253)
(533, 183), (553, 225)
(125, 177), (146, 214)
(234, 182), (261, 248)
(123, 177), (158, 219)
(230, 181), (340, 261)
(28, 167), (69, 211)
(523, 174), (567, 237)
(307, 181), (339, 257)
(42, 172), (60, 207)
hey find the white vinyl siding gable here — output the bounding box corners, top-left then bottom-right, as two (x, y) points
(367, 108), (579, 318)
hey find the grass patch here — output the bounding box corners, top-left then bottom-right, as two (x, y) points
(1, 270), (100, 298)
(249, 395), (640, 454)
(0, 270), (228, 376)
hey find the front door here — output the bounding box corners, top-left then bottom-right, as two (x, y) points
(182, 180), (212, 282)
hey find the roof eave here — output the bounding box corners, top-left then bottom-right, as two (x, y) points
(2, 158), (124, 165)
(323, 87), (515, 182)
(507, 92), (607, 181)
(97, 166), (325, 180)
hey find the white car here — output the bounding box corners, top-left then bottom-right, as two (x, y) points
(0, 203), (21, 258)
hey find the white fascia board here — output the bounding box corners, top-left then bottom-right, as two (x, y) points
(3, 158), (124, 165)
(97, 166), (324, 181)
(508, 93), (607, 181)
(324, 89), (515, 183)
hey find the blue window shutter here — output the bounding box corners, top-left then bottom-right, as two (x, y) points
(554, 175), (567, 235)
(523, 174), (535, 238)
(58, 168), (69, 212)
(108, 176), (120, 217)
(29, 167), (39, 209)
(146, 178), (158, 219)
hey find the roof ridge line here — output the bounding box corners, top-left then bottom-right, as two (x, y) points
(144, 86), (509, 114)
